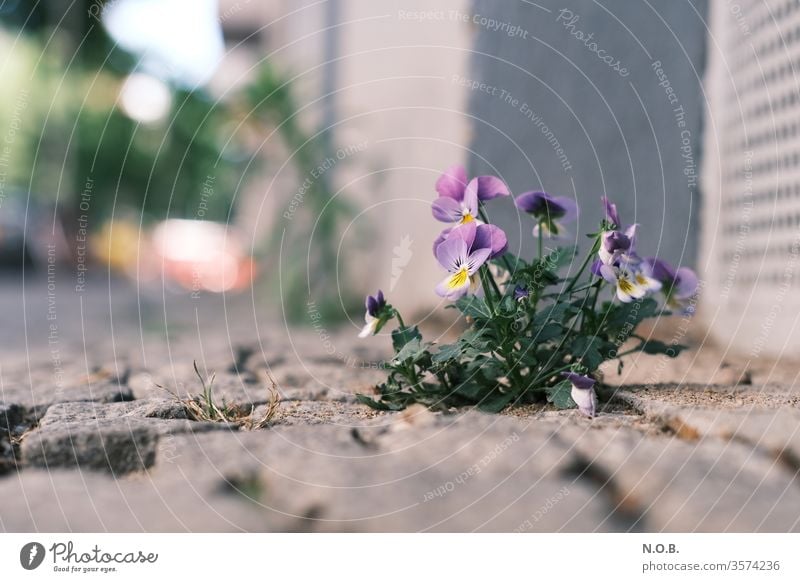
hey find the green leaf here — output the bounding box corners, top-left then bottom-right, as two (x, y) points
(571, 336), (605, 372)
(393, 338), (423, 363)
(532, 323), (562, 343)
(453, 381), (486, 401)
(459, 328), (491, 352)
(392, 326), (421, 352)
(432, 342), (462, 363)
(546, 380), (576, 410)
(356, 393), (394, 411)
(532, 301), (576, 327)
(604, 297), (658, 336)
(453, 295), (492, 319)
(477, 388), (518, 412)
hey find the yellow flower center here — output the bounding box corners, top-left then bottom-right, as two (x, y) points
(447, 267), (469, 290)
(618, 275), (635, 295)
(460, 213), (475, 224)
(635, 274), (648, 286)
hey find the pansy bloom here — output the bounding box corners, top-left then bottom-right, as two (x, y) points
(602, 196), (621, 229)
(431, 165), (510, 226)
(643, 258), (699, 311)
(598, 262), (661, 303)
(598, 224), (638, 266)
(434, 222), (493, 299)
(433, 223), (508, 260)
(513, 285), (530, 302)
(358, 290), (389, 338)
(561, 372), (598, 418)
(515, 191), (578, 238)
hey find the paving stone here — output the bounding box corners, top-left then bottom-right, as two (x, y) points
(148, 413), (615, 532)
(0, 469), (286, 532)
(267, 400), (388, 427)
(613, 384), (800, 440)
(1, 403), (31, 474)
(22, 424), (158, 475)
(658, 407), (800, 464)
(561, 425), (800, 532)
(20, 400), (232, 474)
(0, 376), (133, 419)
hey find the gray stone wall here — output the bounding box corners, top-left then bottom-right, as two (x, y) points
(466, 0), (708, 267)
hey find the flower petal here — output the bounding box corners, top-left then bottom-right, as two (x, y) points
(462, 178), (480, 217)
(675, 267), (699, 299)
(446, 220), (477, 249)
(432, 227), (454, 256)
(616, 275), (646, 303)
(465, 247), (492, 274)
(602, 196), (620, 227)
(515, 191), (545, 214)
(474, 224), (508, 258)
(431, 196), (463, 223)
(561, 371), (596, 390)
(366, 295), (378, 316)
(475, 175), (510, 201)
(358, 316), (378, 338)
(435, 164), (468, 200)
(643, 257), (675, 284)
(625, 223), (639, 254)
(571, 384), (598, 418)
(435, 233), (468, 271)
(435, 270), (470, 299)
(599, 264), (618, 284)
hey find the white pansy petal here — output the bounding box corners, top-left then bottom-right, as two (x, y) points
(358, 316), (378, 338)
(571, 385), (598, 418)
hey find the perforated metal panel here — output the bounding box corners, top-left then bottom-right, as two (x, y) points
(702, 0), (800, 357)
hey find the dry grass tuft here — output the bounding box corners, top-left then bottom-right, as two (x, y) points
(160, 360), (279, 430)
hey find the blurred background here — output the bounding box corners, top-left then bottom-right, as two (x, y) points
(1, 0), (797, 360)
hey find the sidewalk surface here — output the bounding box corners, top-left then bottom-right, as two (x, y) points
(1, 277), (798, 532)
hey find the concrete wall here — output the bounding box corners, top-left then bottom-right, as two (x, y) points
(466, 0), (708, 268)
(266, 0), (474, 317)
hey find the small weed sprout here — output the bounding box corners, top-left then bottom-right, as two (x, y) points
(159, 360), (280, 429)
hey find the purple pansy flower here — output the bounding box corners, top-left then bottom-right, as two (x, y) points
(514, 191), (578, 238)
(602, 196), (621, 228)
(595, 198), (662, 302)
(601, 261), (663, 303)
(598, 224), (638, 266)
(434, 223), (508, 259)
(434, 222), (492, 300)
(432, 165), (510, 225)
(561, 372), (598, 418)
(358, 290), (388, 338)
(513, 285), (530, 302)
(643, 258), (699, 311)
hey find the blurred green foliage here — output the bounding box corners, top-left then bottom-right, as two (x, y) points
(1, 1), (357, 321)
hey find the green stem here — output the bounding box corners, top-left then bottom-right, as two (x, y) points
(394, 310), (406, 329)
(564, 282), (596, 295)
(478, 266), (497, 313)
(528, 362), (576, 390)
(564, 234), (602, 294)
(538, 221), (543, 260)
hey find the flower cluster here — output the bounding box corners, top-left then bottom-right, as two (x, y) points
(358, 165), (699, 417)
